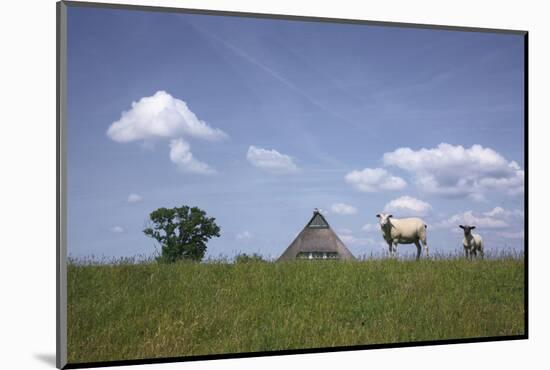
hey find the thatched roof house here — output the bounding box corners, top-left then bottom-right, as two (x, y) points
(278, 209), (356, 261)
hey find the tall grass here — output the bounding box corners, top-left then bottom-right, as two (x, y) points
(67, 256), (525, 364)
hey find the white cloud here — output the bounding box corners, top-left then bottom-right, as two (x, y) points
(317, 208), (330, 215)
(384, 196), (432, 217)
(169, 138), (216, 175)
(484, 207), (506, 217)
(127, 193), (143, 203)
(468, 193), (487, 202)
(331, 203), (358, 215)
(107, 91), (225, 175)
(499, 230), (525, 239)
(340, 234), (376, 247)
(361, 223), (379, 232)
(236, 231), (253, 241)
(435, 210), (511, 229)
(337, 228), (380, 247)
(246, 145), (299, 174)
(345, 167), (406, 192)
(110, 226), (125, 233)
(338, 228), (353, 235)
(107, 91), (228, 143)
(435, 206), (524, 235)
(483, 206), (524, 219)
(382, 143), (524, 198)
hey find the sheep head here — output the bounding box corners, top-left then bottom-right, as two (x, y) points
(459, 224), (476, 236)
(376, 213), (393, 228)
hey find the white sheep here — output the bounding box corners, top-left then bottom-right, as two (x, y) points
(459, 225), (484, 259)
(376, 213), (429, 260)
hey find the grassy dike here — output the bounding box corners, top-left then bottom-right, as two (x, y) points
(67, 258), (525, 363)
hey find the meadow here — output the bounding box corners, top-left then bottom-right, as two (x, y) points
(67, 255), (525, 364)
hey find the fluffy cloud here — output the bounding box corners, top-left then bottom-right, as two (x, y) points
(468, 193), (487, 202)
(338, 228), (353, 235)
(127, 193), (143, 203)
(499, 230), (525, 239)
(384, 196), (432, 216)
(344, 168), (407, 192)
(236, 231), (253, 241)
(336, 228), (380, 247)
(435, 207), (523, 229)
(340, 234), (376, 247)
(331, 203), (358, 215)
(246, 145), (299, 174)
(317, 208), (330, 215)
(361, 223), (379, 232)
(109, 226), (125, 233)
(169, 139), (216, 174)
(107, 91), (225, 175)
(107, 91), (228, 143)
(383, 143), (524, 198)
(484, 206), (524, 219)
(434, 207), (525, 246)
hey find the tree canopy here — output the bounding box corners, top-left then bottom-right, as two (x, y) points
(143, 205), (220, 263)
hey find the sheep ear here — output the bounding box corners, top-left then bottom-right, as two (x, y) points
(376, 214), (380, 218)
(388, 214), (393, 218)
(459, 225), (464, 229)
(471, 226), (476, 230)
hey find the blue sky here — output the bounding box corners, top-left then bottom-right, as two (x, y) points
(67, 6), (525, 260)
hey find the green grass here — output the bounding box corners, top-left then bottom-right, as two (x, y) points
(67, 257), (525, 364)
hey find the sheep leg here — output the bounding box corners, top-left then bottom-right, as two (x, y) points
(464, 247), (469, 259)
(414, 240), (422, 261)
(392, 240), (399, 258)
(420, 230), (429, 258)
(421, 239), (429, 258)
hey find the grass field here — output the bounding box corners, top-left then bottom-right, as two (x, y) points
(67, 256), (525, 364)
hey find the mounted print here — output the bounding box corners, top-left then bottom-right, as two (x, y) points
(57, 1), (528, 368)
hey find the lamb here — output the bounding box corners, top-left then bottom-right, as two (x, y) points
(376, 213), (429, 260)
(459, 225), (484, 259)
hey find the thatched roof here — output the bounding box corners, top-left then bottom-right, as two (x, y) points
(278, 210), (356, 261)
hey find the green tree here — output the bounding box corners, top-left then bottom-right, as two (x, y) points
(143, 205), (220, 263)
